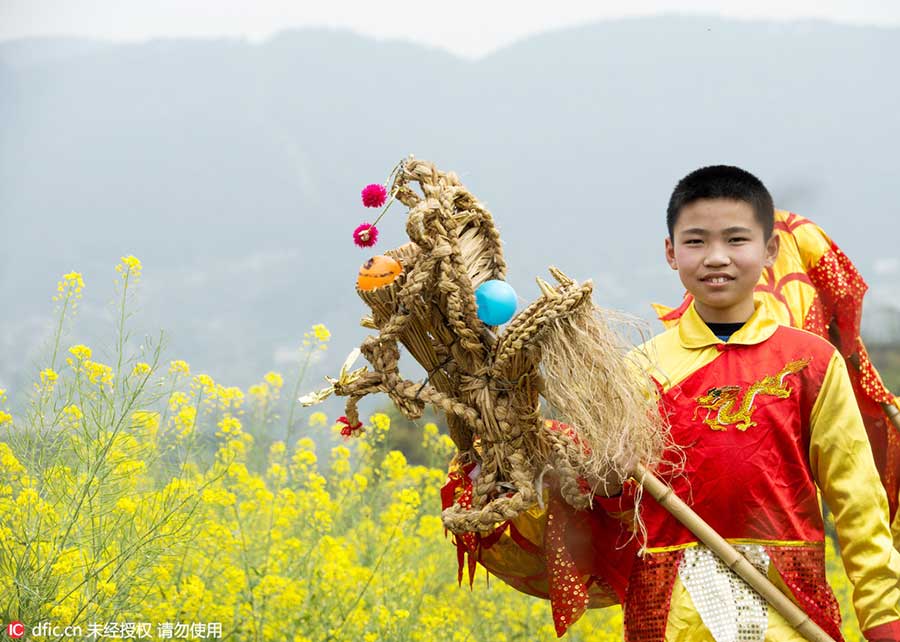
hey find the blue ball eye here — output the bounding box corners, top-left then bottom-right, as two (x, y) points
(475, 280), (518, 326)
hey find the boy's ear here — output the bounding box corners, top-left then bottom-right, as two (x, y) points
(764, 234), (780, 267)
(664, 236), (678, 270)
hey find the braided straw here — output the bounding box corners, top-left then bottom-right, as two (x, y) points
(336, 157), (667, 535)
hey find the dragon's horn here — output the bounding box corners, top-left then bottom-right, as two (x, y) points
(536, 277), (561, 299)
(548, 266), (574, 287)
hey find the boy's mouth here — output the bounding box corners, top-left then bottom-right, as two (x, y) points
(700, 274), (734, 284)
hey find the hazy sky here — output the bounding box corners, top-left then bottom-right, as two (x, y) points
(3, 0), (900, 58)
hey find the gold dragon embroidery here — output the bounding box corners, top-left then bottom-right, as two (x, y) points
(693, 358), (812, 431)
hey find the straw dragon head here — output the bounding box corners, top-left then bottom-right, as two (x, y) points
(302, 157), (663, 534)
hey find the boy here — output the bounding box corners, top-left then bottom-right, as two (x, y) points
(602, 166), (900, 641)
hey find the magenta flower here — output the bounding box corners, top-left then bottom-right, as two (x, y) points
(361, 183), (387, 208)
(353, 223), (379, 248)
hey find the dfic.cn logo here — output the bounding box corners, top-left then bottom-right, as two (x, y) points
(6, 621), (25, 638)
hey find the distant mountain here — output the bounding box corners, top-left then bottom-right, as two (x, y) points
(1, 16), (899, 408)
(0, 36), (115, 69)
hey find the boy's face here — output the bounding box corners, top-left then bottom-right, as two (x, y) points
(665, 198), (779, 324)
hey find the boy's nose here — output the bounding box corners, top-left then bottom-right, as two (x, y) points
(703, 252), (731, 266)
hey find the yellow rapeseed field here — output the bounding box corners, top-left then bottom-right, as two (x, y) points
(0, 259), (867, 641)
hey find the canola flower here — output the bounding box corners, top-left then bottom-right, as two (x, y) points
(312, 323), (331, 343)
(67, 344), (92, 364)
(0, 263), (873, 642)
(169, 359), (191, 376)
(132, 362), (152, 377)
(264, 372), (283, 389)
(191, 373), (220, 416)
(0, 389), (12, 427)
(55, 271), (85, 298)
(0, 405), (872, 641)
(216, 384), (244, 411)
(115, 255), (143, 281)
(52, 272), (85, 317)
(284, 324), (333, 448)
(46, 272), (86, 381)
(39, 367), (59, 389)
(83, 359), (115, 387)
(302, 322), (331, 350)
(62, 404), (83, 428)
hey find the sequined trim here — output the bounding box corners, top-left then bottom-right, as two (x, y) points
(807, 243), (866, 358)
(766, 545), (844, 641)
(678, 544), (769, 642)
(801, 298), (828, 342)
(546, 494), (590, 636)
(624, 549), (684, 642)
(855, 338), (894, 404)
(887, 426), (900, 520)
(643, 538), (821, 554)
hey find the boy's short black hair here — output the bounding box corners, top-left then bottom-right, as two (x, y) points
(666, 165), (775, 240)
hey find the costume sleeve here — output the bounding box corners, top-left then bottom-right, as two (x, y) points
(809, 350), (900, 638)
(791, 217), (833, 272)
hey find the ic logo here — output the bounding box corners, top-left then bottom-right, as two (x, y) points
(6, 621), (25, 638)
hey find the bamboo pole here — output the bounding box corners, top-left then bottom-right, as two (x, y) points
(633, 463), (836, 642)
(884, 402), (900, 432)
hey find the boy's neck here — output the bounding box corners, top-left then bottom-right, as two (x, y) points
(704, 318), (746, 342)
(693, 299), (756, 325)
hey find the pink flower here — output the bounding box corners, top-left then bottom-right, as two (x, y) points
(361, 183), (387, 208)
(353, 223), (379, 248)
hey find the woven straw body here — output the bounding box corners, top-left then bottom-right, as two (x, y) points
(333, 157), (666, 535)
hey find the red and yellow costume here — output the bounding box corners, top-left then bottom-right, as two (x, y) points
(443, 297), (900, 640)
(600, 298), (900, 640)
(654, 210), (900, 528)
(441, 210), (900, 640)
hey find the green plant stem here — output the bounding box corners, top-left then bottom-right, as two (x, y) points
(115, 270), (130, 381)
(49, 287), (73, 373)
(284, 346), (314, 447)
(229, 501), (260, 641)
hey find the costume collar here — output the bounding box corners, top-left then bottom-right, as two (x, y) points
(678, 298), (779, 349)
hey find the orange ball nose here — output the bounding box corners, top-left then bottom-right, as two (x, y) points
(357, 255), (403, 291)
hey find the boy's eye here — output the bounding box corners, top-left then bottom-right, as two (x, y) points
(684, 239), (702, 245)
(729, 237), (749, 243)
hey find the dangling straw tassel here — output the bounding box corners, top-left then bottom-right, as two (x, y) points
(538, 297), (670, 495)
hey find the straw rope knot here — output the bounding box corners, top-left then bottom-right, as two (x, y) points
(458, 366), (492, 394)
